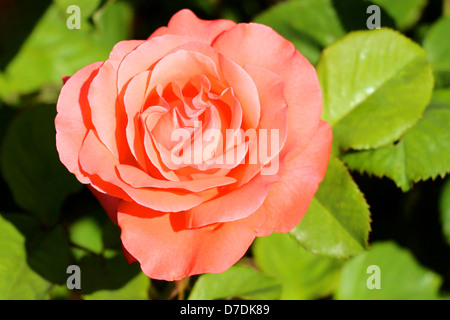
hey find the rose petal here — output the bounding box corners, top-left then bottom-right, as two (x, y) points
(122, 70), (153, 170)
(55, 61), (103, 184)
(149, 9), (236, 44)
(148, 49), (220, 90)
(116, 164), (236, 192)
(117, 35), (196, 90)
(118, 201), (265, 281)
(88, 41), (145, 158)
(79, 131), (206, 212)
(213, 23), (322, 153)
(166, 41), (261, 130)
(185, 167), (280, 228)
(229, 64), (288, 186)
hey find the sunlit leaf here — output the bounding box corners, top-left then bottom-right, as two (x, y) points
(0, 0), (133, 103)
(335, 241), (442, 299)
(0, 214), (52, 299)
(318, 28), (433, 152)
(188, 265), (281, 300)
(253, 233), (342, 300)
(342, 90), (450, 191)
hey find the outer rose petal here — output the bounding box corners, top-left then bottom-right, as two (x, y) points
(118, 201), (266, 281)
(149, 9), (236, 44)
(55, 61), (103, 184)
(88, 40), (144, 158)
(256, 120), (332, 236)
(185, 172), (279, 228)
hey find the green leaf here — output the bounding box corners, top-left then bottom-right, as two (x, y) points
(253, 233), (342, 300)
(330, 0), (396, 32)
(188, 265), (281, 300)
(0, 0), (51, 71)
(0, 0), (133, 103)
(83, 271), (150, 300)
(70, 215), (104, 256)
(317, 28), (434, 152)
(92, 0), (134, 49)
(0, 104), (82, 225)
(68, 200), (123, 259)
(439, 178), (450, 246)
(0, 214), (51, 299)
(423, 17), (450, 88)
(342, 90), (450, 192)
(53, 0), (101, 20)
(3, 213), (73, 284)
(253, 0), (345, 65)
(26, 225), (73, 284)
(335, 241), (442, 299)
(372, 0), (428, 31)
(291, 156), (371, 258)
(77, 253), (142, 295)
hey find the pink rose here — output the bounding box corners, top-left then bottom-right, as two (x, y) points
(55, 9), (332, 280)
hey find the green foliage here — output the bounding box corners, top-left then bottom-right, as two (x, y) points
(440, 178), (450, 246)
(371, 0), (428, 30)
(188, 265), (281, 300)
(335, 241), (442, 299)
(423, 17), (450, 87)
(253, 0), (345, 65)
(291, 156), (371, 258)
(343, 91), (450, 191)
(0, 215), (52, 299)
(317, 28), (433, 152)
(82, 272), (151, 300)
(253, 233), (342, 300)
(0, 0), (448, 301)
(0, 0), (133, 104)
(1, 105), (82, 225)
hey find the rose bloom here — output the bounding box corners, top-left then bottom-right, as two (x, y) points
(55, 9), (332, 281)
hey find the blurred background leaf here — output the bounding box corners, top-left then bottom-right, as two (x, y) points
(189, 265), (281, 300)
(253, 0), (346, 65)
(253, 0), (398, 66)
(76, 252), (142, 295)
(82, 271), (150, 300)
(440, 178), (450, 246)
(0, 0), (133, 104)
(253, 233), (342, 300)
(0, 0), (51, 71)
(371, 0), (428, 31)
(335, 241), (442, 299)
(0, 214), (52, 299)
(0, 104), (82, 225)
(423, 16), (450, 88)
